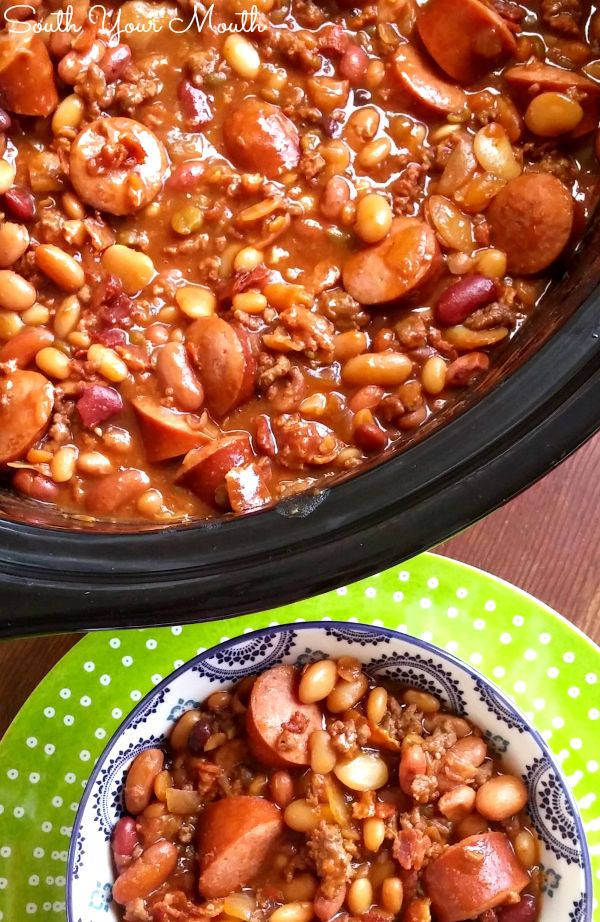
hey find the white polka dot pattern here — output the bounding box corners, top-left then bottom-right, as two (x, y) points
(0, 552), (598, 919)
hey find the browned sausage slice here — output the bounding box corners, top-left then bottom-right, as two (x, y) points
(487, 172), (574, 274)
(505, 62), (600, 96)
(175, 433), (253, 505)
(70, 117), (168, 215)
(132, 398), (210, 462)
(226, 460), (272, 513)
(342, 217), (440, 305)
(186, 316), (255, 418)
(393, 44), (467, 114)
(0, 25), (58, 116)
(0, 370), (54, 465)
(223, 97), (300, 178)
(246, 664), (322, 768)
(418, 0), (517, 84)
(198, 795), (284, 898)
(0, 328), (54, 368)
(423, 832), (529, 922)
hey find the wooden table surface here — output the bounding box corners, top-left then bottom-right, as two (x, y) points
(1, 434), (599, 738)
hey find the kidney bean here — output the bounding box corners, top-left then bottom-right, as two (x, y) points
(188, 715), (214, 755)
(99, 43), (132, 82)
(348, 385), (384, 412)
(496, 894), (538, 922)
(178, 79), (213, 127)
(156, 341), (204, 412)
(112, 816), (138, 874)
(0, 108), (10, 132)
(3, 187), (35, 222)
(166, 160), (205, 192)
(76, 384), (123, 428)
(445, 352), (490, 387)
(354, 421), (387, 452)
(340, 44), (369, 85)
(124, 748), (165, 815)
(12, 468), (58, 502)
(112, 839), (178, 905)
(436, 275), (498, 325)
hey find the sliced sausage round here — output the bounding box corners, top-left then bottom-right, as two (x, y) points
(0, 327), (54, 368)
(132, 398), (209, 462)
(393, 44), (467, 114)
(417, 0), (517, 84)
(246, 664), (323, 768)
(0, 370), (54, 465)
(505, 62), (600, 96)
(70, 117), (169, 215)
(487, 172), (574, 274)
(342, 217), (440, 305)
(223, 97), (300, 178)
(423, 832), (529, 922)
(175, 433), (253, 505)
(0, 26), (58, 116)
(186, 315), (255, 418)
(198, 795), (283, 898)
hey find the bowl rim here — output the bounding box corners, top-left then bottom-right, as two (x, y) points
(66, 620), (593, 922)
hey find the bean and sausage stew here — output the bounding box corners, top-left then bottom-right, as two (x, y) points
(111, 659), (541, 922)
(0, 0), (599, 521)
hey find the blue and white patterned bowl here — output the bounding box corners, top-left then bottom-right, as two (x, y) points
(67, 622), (592, 922)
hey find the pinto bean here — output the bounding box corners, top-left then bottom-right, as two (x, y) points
(487, 173), (574, 274)
(0, 370), (54, 465)
(399, 744), (427, 795)
(156, 341), (204, 412)
(133, 398), (209, 462)
(186, 315), (255, 417)
(247, 664), (322, 768)
(417, 0), (517, 84)
(392, 45), (467, 114)
(112, 839), (178, 905)
(70, 117), (168, 215)
(438, 785), (476, 822)
(223, 97), (300, 178)
(198, 795), (284, 898)
(340, 44), (369, 85)
(12, 467), (58, 502)
(320, 175), (352, 221)
(342, 217), (440, 304)
(0, 25), (58, 116)
(124, 748), (165, 815)
(445, 353), (490, 387)
(423, 832), (529, 922)
(84, 468), (151, 515)
(99, 43), (132, 82)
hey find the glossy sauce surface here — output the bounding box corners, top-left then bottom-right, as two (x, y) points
(0, 0), (599, 522)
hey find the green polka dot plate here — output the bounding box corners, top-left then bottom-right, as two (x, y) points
(0, 553), (598, 921)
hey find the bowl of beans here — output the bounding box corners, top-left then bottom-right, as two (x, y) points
(1, 0), (600, 633)
(67, 622), (591, 922)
